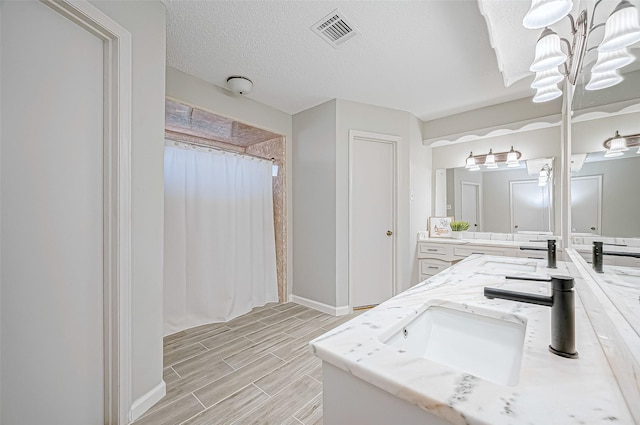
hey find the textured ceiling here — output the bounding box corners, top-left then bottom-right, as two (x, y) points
(165, 0), (535, 120)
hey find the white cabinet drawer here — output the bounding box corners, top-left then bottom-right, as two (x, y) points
(417, 242), (453, 258)
(453, 245), (508, 257)
(419, 258), (451, 276)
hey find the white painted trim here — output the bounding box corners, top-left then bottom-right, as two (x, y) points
(348, 130), (400, 311)
(41, 2), (132, 424)
(129, 381), (166, 422)
(460, 181), (481, 232)
(290, 294), (350, 316)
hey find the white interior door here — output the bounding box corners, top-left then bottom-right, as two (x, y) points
(461, 182), (480, 232)
(350, 135), (395, 308)
(1, 2), (105, 423)
(510, 180), (552, 233)
(571, 175), (602, 235)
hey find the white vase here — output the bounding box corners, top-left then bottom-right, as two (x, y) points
(451, 231), (466, 239)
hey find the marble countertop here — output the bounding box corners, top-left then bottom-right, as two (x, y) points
(419, 237), (560, 250)
(310, 255), (634, 425)
(572, 243), (640, 254)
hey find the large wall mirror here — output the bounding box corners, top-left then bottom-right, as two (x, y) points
(444, 159), (555, 234)
(571, 68), (640, 238)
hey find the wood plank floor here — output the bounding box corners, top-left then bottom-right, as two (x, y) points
(134, 303), (360, 425)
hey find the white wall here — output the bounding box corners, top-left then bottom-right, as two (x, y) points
(91, 0), (167, 409)
(292, 100), (337, 306)
(408, 115), (431, 285)
(165, 66), (294, 299)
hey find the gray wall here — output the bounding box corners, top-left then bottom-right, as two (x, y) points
(292, 100), (337, 306)
(481, 168), (533, 233)
(92, 0), (167, 408)
(573, 156), (640, 237)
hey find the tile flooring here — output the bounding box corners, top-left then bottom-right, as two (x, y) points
(134, 302), (360, 425)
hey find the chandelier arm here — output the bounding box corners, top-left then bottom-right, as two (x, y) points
(590, 0), (605, 30)
(560, 37), (573, 56)
(567, 13), (578, 34)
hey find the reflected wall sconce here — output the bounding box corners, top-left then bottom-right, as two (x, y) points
(538, 164), (552, 186)
(523, 0), (640, 102)
(603, 130), (640, 157)
(465, 147), (522, 171)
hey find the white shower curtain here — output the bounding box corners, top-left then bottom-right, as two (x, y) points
(163, 142), (278, 335)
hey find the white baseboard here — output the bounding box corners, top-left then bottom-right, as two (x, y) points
(129, 380), (166, 423)
(290, 294), (350, 316)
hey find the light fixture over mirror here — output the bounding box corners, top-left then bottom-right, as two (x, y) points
(603, 130), (640, 157)
(523, 0), (640, 101)
(464, 147), (522, 171)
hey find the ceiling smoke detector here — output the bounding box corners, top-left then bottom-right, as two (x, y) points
(226, 76), (253, 95)
(311, 9), (360, 48)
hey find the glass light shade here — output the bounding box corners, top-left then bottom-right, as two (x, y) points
(484, 150), (496, 168)
(533, 85), (563, 102)
(523, 0), (573, 29)
(604, 150), (625, 157)
(506, 147), (520, 167)
(465, 153), (477, 169)
(598, 1), (640, 52)
(538, 177), (548, 186)
(469, 165), (481, 171)
(530, 28), (568, 72)
(609, 133), (629, 152)
(586, 70), (623, 90)
(531, 68), (564, 89)
(637, 145), (640, 154)
(591, 48), (635, 73)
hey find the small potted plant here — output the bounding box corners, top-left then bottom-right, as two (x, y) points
(450, 221), (470, 239)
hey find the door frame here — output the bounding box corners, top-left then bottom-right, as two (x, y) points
(460, 181), (482, 232)
(40, 1), (132, 423)
(348, 130), (399, 311)
(571, 175), (602, 235)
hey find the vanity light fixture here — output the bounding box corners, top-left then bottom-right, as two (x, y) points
(464, 148), (523, 170)
(538, 164), (552, 186)
(465, 152), (480, 171)
(506, 146), (521, 167)
(603, 130), (640, 157)
(523, 0), (640, 101)
(484, 149), (499, 169)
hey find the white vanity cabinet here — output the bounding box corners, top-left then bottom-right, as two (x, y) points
(417, 238), (550, 281)
(417, 242), (459, 280)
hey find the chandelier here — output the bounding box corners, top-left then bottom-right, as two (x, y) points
(523, 0), (640, 102)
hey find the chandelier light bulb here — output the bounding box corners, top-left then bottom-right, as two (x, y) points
(586, 70), (624, 90)
(533, 84), (563, 102)
(591, 47), (635, 73)
(530, 28), (568, 72)
(531, 67), (564, 89)
(599, 0), (640, 52)
(523, 0), (573, 29)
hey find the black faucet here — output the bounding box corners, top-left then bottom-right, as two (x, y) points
(592, 241), (640, 273)
(519, 239), (557, 269)
(484, 276), (578, 359)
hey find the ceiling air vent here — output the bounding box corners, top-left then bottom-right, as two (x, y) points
(311, 9), (359, 48)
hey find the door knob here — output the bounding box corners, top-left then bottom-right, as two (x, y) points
(386, 230), (393, 236)
(590, 226), (596, 231)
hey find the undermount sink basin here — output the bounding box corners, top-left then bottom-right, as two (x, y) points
(383, 304), (526, 386)
(483, 260), (537, 273)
